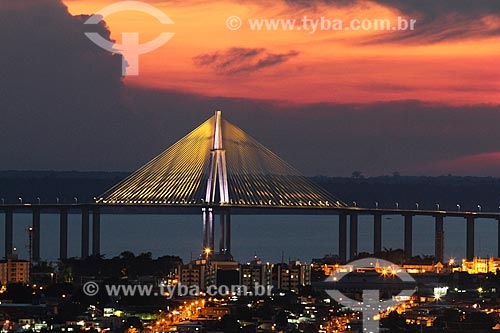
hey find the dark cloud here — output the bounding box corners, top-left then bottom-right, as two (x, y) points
(0, 0), (126, 169)
(193, 47), (299, 74)
(372, 0), (500, 19)
(286, 0), (500, 43)
(84, 86), (500, 177)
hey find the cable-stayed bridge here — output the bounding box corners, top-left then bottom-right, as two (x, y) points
(97, 111), (345, 209)
(95, 111), (345, 258)
(1, 111), (500, 263)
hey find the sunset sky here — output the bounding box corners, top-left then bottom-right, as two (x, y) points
(65, 0), (500, 105)
(1, 0), (499, 176)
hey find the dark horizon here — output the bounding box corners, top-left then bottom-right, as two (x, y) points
(1, 170), (500, 213)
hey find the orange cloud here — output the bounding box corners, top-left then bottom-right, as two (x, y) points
(64, 0), (500, 105)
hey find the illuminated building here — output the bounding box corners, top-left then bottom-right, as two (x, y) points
(402, 262), (444, 274)
(179, 260), (207, 289)
(179, 257), (239, 290)
(0, 254), (30, 284)
(461, 257), (500, 274)
(240, 257), (272, 288)
(200, 306), (230, 319)
(209, 259), (239, 287)
(273, 261), (311, 292)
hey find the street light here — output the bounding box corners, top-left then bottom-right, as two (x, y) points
(18, 197), (23, 204)
(396, 202), (399, 209)
(352, 201), (357, 207)
(477, 205), (482, 212)
(204, 248), (211, 261)
(415, 203), (419, 210)
(457, 204), (461, 211)
(375, 202), (379, 209)
(436, 203), (440, 211)
(37, 197), (40, 205)
(56, 197), (59, 204)
(74, 197), (78, 204)
(1, 198), (4, 205)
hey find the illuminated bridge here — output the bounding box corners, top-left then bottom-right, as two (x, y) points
(97, 111), (345, 208)
(1, 111), (500, 263)
(97, 110), (345, 257)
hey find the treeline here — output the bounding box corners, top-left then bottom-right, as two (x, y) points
(1, 171), (500, 212)
(58, 251), (183, 281)
(314, 174), (500, 212)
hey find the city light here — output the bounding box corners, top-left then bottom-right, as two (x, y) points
(2, 1), (499, 333)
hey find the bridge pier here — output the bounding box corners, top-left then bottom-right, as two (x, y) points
(60, 208), (68, 260)
(5, 209), (13, 258)
(32, 208), (41, 262)
(215, 210), (231, 254)
(404, 214), (413, 258)
(225, 212), (231, 254)
(81, 207), (89, 258)
(374, 213), (382, 254)
(498, 218), (500, 258)
(435, 215), (444, 263)
(219, 212), (225, 253)
(209, 208), (215, 251)
(202, 208), (208, 249)
(92, 207), (101, 256)
(466, 216), (475, 261)
(339, 213), (347, 262)
(350, 213), (358, 260)
(202, 208), (215, 252)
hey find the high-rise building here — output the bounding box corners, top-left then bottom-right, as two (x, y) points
(210, 260), (239, 287)
(179, 256), (239, 290)
(179, 260), (207, 289)
(179, 258), (312, 294)
(273, 261), (311, 292)
(0, 254), (30, 284)
(240, 257), (272, 289)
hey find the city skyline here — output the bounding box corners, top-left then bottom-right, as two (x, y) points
(2, 2), (500, 331)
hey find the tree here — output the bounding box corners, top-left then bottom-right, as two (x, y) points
(351, 171), (364, 179)
(120, 317), (143, 333)
(274, 310), (288, 328)
(52, 301), (85, 323)
(2, 283), (33, 303)
(220, 315), (241, 333)
(464, 312), (495, 329)
(120, 251), (135, 261)
(380, 311), (406, 330)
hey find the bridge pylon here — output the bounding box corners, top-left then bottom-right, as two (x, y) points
(203, 111), (231, 257)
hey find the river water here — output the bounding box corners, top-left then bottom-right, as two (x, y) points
(2, 213), (498, 263)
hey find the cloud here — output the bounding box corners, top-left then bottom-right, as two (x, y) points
(0, 0), (125, 168)
(193, 47), (299, 74)
(91, 87), (500, 177)
(287, 0), (500, 43)
(373, 0), (500, 19)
